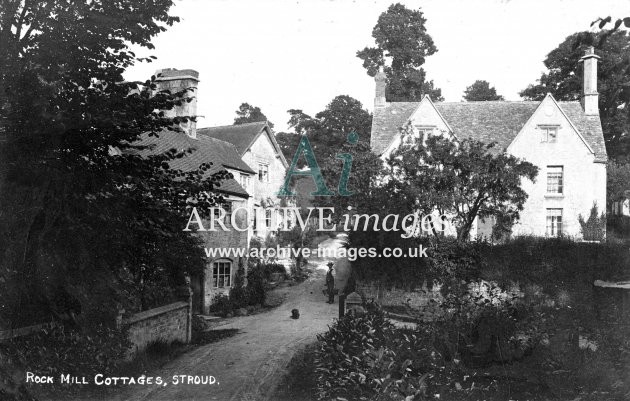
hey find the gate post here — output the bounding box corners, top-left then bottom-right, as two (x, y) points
(339, 294), (346, 318)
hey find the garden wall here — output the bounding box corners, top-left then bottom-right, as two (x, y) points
(355, 280), (444, 321)
(121, 300), (191, 357)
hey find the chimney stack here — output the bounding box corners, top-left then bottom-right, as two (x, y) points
(375, 67), (387, 108)
(155, 68), (200, 138)
(579, 47), (600, 116)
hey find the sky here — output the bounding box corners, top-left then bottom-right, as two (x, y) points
(124, 0), (630, 132)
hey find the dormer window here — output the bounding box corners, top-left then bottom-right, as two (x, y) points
(540, 125), (558, 143)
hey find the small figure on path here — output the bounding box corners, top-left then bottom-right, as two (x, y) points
(326, 262), (335, 304)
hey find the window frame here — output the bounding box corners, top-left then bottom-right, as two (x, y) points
(539, 125), (559, 143)
(546, 208), (563, 237)
(258, 163), (269, 182)
(546, 166), (564, 194)
(212, 260), (232, 288)
(239, 173), (250, 190)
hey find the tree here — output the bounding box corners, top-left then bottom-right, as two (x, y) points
(357, 3), (442, 102)
(386, 126), (538, 241)
(578, 203), (606, 241)
(288, 96), (371, 157)
(463, 80), (504, 101)
(233, 102), (273, 128)
(277, 95), (372, 168)
(312, 139), (386, 219)
(519, 31), (630, 160)
(0, 0), (226, 330)
(607, 160), (630, 203)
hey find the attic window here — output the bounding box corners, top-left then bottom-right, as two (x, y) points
(539, 125), (559, 143)
(403, 126), (434, 144)
(258, 164), (269, 182)
(415, 126), (434, 136)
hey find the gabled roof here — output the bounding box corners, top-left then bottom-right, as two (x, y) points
(197, 136), (256, 173)
(371, 99), (608, 162)
(197, 121), (289, 167)
(132, 131), (252, 198)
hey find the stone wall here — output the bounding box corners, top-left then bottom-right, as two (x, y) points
(355, 280), (443, 321)
(122, 301), (191, 357)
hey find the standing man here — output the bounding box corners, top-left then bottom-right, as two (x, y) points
(326, 262), (335, 304)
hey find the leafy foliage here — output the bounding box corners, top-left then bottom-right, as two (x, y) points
(357, 3), (442, 102)
(315, 304), (434, 401)
(386, 128), (538, 241)
(607, 160), (630, 202)
(0, 0), (229, 330)
(233, 102), (274, 128)
(463, 80), (504, 101)
(519, 30), (630, 160)
(578, 203), (606, 241)
(278, 95), (372, 164)
(1, 324), (131, 379)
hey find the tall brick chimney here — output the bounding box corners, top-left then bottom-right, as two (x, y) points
(375, 67), (387, 108)
(155, 68), (199, 138)
(579, 47), (600, 116)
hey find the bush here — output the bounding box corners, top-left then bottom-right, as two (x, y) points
(209, 294), (233, 317)
(578, 203), (606, 241)
(1, 324), (130, 379)
(315, 304), (447, 401)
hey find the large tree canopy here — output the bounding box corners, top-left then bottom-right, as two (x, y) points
(0, 0), (226, 330)
(277, 95), (372, 163)
(386, 127), (538, 241)
(519, 30), (630, 161)
(233, 102), (274, 128)
(356, 3), (442, 102)
(463, 80), (504, 101)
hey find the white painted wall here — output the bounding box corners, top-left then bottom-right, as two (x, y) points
(507, 97), (606, 239)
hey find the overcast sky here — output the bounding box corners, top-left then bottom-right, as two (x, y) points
(124, 0), (630, 132)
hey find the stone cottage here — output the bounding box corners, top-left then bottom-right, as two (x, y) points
(135, 68), (257, 314)
(371, 47), (607, 239)
(198, 121), (289, 242)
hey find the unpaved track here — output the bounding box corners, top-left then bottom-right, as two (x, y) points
(115, 237), (349, 401)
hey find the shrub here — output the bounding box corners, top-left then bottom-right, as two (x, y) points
(1, 324), (130, 379)
(578, 203), (606, 241)
(246, 262), (266, 306)
(315, 304), (445, 401)
(209, 294), (233, 317)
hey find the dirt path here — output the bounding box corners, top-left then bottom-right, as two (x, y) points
(113, 236), (349, 401)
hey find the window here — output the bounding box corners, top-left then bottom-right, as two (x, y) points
(213, 260), (232, 288)
(239, 173), (250, 190)
(404, 126), (434, 145)
(265, 209), (272, 228)
(258, 164), (269, 182)
(546, 166), (563, 194)
(253, 207), (258, 231)
(213, 202), (232, 220)
(546, 208), (563, 237)
(540, 126), (558, 143)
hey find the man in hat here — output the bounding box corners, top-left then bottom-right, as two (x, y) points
(325, 262), (335, 304)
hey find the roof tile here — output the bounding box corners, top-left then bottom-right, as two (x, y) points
(132, 131), (251, 197)
(371, 99), (607, 162)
